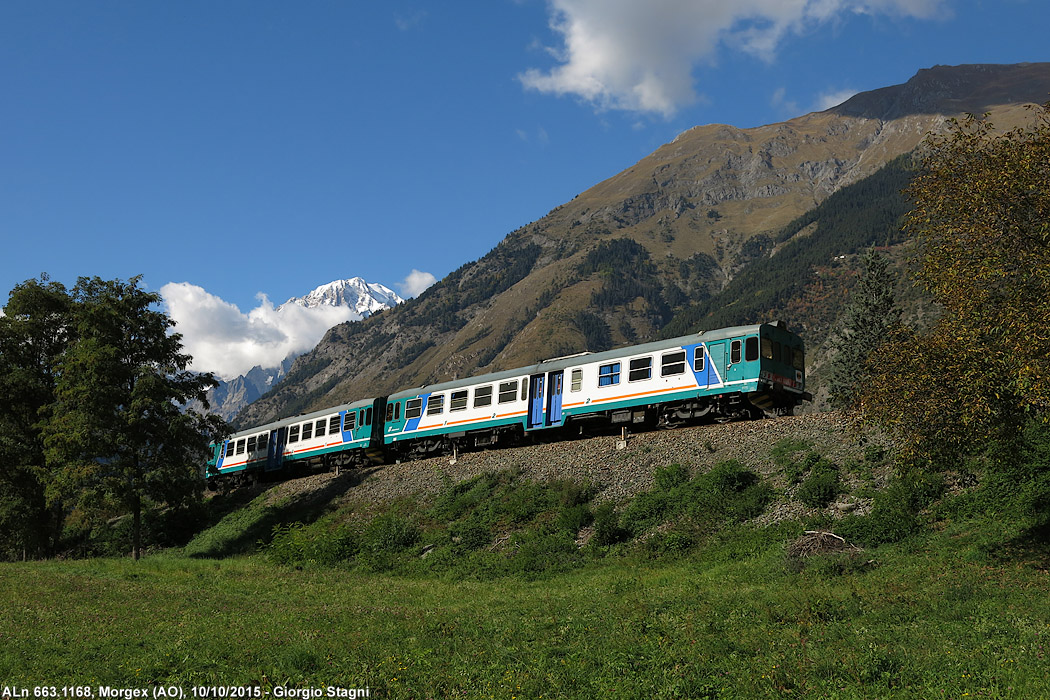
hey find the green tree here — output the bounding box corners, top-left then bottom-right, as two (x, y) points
(826, 248), (901, 410)
(0, 276), (73, 558)
(860, 107), (1050, 461)
(41, 276), (225, 560)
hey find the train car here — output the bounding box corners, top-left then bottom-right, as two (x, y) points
(383, 365), (536, 458)
(381, 322), (808, 458)
(206, 396), (384, 485)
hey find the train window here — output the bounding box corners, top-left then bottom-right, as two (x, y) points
(730, 340), (742, 364)
(329, 415), (340, 434)
(343, 412), (356, 431)
(406, 398), (423, 419)
(761, 338), (773, 360)
(773, 341), (782, 363)
(224, 441), (233, 458)
(365, 408), (373, 426)
(315, 419), (326, 438)
(629, 357), (652, 382)
(258, 434), (269, 451)
(386, 403), (394, 421)
(301, 422), (313, 440)
(450, 390), (468, 412)
(694, 348), (706, 372)
(288, 425), (300, 443)
(792, 348), (804, 370)
(570, 368), (583, 392)
(745, 337), (759, 362)
(236, 439), (246, 455)
(247, 436), (257, 453)
(474, 386), (493, 407)
(395, 402), (401, 420)
(498, 381), (518, 404)
(521, 380), (528, 401)
(598, 362), (621, 387)
(661, 351), (686, 377)
(427, 394), (445, 416)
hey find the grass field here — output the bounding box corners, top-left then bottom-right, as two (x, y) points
(5, 433), (1050, 699)
(2, 515), (1048, 699)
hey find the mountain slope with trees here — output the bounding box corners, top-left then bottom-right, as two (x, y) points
(238, 63), (1050, 428)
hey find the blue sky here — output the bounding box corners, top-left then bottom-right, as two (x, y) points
(2, 0), (1048, 377)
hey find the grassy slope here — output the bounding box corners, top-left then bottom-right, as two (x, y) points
(1, 520), (1048, 698)
(5, 422), (1049, 697)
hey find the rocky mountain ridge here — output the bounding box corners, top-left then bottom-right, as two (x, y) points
(234, 63), (1050, 429)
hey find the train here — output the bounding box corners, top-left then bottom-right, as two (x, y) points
(206, 321), (810, 485)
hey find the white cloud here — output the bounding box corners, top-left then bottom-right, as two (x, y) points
(516, 126), (551, 145)
(160, 282), (362, 380)
(397, 270), (437, 298)
(394, 10), (427, 31)
(520, 0), (947, 116)
(771, 86), (800, 117)
(815, 88), (859, 111)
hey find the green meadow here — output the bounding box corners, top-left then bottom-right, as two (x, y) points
(2, 521), (1048, 699)
(3, 450), (1050, 699)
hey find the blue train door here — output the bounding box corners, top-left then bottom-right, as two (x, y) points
(266, 427), (286, 472)
(528, 374), (545, 429)
(707, 342), (727, 386)
(545, 371), (564, 426)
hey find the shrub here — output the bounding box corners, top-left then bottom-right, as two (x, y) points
(797, 465), (841, 508)
(837, 469), (944, 547)
(642, 525), (696, 557)
(557, 503), (593, 533)
(449, 517), (491, 552)
(360, 511), (420, 554)
(690, 460), (773, 525)
(620, 490), (671, 534)
(591, 503), (628, 546)
(654, 463), (690, 491)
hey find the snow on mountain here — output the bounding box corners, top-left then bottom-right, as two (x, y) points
(281, 277), (403, 317)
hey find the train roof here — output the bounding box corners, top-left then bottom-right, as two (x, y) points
(222, 395), (376, 441)
(388, 322), (800, 400)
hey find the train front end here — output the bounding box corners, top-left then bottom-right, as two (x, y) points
(747, 322), (810, 414)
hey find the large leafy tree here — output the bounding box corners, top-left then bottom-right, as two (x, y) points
(0, 276), (73, 558)
(41, 277), (225, 560)
(860, 106), (1050, 461)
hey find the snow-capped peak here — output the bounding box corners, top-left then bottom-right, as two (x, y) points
(280, 277), (404, 317)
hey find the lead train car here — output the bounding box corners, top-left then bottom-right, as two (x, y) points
(207, 322), (808, 483)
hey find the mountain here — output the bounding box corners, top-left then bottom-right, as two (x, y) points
(199, 278), (403, 421)
(280, 277), (403, 317)
(235, 63), (1050, 428)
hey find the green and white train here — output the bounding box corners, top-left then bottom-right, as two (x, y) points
(207, 322), (809, 483)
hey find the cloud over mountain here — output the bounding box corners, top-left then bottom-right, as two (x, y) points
(520, 0), (947, 116)
(398, 269), (438, 298)
(161, 281), (399, 380)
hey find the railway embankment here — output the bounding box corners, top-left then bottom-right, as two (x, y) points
(247, 411), (892, 524)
